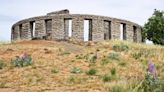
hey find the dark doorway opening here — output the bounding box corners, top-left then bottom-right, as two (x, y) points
(104, 20), (111, 40)
(19, 24), (22, 39)
(133, 26), (137, 42)
(45, 19), (52, 39)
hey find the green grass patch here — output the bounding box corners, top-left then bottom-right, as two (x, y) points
(118, 61), (127, 67)
(102, 74), (112, 82)
(111, 68), (116, 76)
(101, 58), (110, 65)
(86, 68), (97, 75)
(109, 85), (124, 92)
(11, 54), (33, 67)
(108, 52), (120, 61)
(51, 68), (59, 73)
(112, 43), (129, 52)
(0, 60), (6, 69)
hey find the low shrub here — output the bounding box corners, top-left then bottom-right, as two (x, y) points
(108, 52), (120, 61)
(113, 44), (129, 52)
(131, 52), (142, 60)
(119, 61), (127, 67)
(71, 67), (82, 74)
(101, 58), (110, 65)
(11, 53), (32, 67)
(75, 54), (84, 59)
(86, 68), (97, 75)
(76, 53), (97, 63)
(101, 52), (120, 65)
(138, 74), (164, 92)
(88, 54), (97, 63)
(51, 68), (59, 73)
(68, 76), (75, 83)
(68, 76), (85, 84)
(0, 82), (7, 88)
(111, 68), (116, 76)
(0, 60), (5, 69)
(102, 74), (111, 82)
(130, 62), (164, 92)
(131, 49), (154, 60)
(109, 85), (124, 92)
(83, 54), (89, 60)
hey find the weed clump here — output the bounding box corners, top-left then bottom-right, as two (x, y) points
(101, 52), (120, 65)
(0, 82), (8, 88)
(86, 68), (97, 75)
(101, 68), (118, 82)
(51, 68), (59, 73)
(131, 52), (143, 60)
(131, 61), (164, 92)
(131, 49), (156, 60)
(108, 52), (120, 61)
(11, 53), (33, 67)
(68, 76), (86, 84)
(75, 54), (84, 59)
(71, 67), (82, 74)
(0, 60), (6, 69)
(109, 85), (124, 92)
(68, 76), (76, 83)
(76, 53), (97, 63)
(88, 54), (97, 63)
(118, 61), (127, 67)
(101, 58), (110, 65)
(111, 68), (116, 76)
(113, 43), (129, 52)
(102, 74), (111, 82)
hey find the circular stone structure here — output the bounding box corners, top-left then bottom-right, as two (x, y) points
(11, 9), (143, 42)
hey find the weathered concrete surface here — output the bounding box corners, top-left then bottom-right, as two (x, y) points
(72, 17), (84, 41)
(11, 9), (143, 43)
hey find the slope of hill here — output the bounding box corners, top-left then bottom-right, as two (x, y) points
(0, 40), (164, 92)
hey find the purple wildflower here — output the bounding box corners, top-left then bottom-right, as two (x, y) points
(147, 60), (157, 83)
(19, 53), (28, 60)
(148, 61), (154, 74)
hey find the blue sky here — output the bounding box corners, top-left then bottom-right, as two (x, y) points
(0, 0), (163, 41)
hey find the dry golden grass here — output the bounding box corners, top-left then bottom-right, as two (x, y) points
(0, 40), (163, 92)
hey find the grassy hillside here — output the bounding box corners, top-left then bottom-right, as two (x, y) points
(0, 40), (164, 92)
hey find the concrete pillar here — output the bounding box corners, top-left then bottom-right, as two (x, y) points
(137, 27), (142, 42)
(35, 20), (46, 38)
(72, 17), (84, 41)
(64, 19), (69, 40)
(51, 18), (65, 40)
(11, 27), (14, 40)
(126, 24), (134, 42)
(14, 26), (20, 40)
(22, 22), (31, 40)
(92, 18), (104, 41)
(45, 19), (52, 40)
(111, 20), (120, 39)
